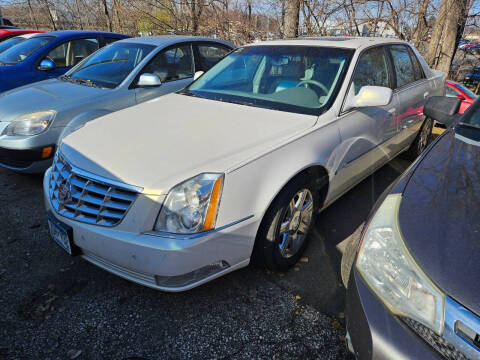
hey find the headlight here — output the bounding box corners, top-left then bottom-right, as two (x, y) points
(356, 194), (445, 334)
(154, 173), (223, 234)
(3, 110), (56, 136)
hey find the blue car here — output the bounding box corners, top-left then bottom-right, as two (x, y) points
(464, 66), (480, 85)
(0, 30), (129, 92)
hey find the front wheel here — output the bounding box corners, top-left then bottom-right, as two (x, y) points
(252, 176), (320, 271)
(404, 116), (433, 160)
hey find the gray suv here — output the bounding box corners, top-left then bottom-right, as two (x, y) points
(0, 35), (234, 173)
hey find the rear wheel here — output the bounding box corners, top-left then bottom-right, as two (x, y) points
(404, 116), (433, 160)
(252, 176), (320, 271)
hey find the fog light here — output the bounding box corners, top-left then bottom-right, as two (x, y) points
(155, 260), (230, 288)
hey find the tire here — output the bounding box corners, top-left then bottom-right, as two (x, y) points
(252, 175), (320, 271)
(403, 116), (433, 160)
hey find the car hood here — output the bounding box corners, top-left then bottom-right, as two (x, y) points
(60, 93), (318, 193)
(399, 129), (480, 316)
(0, 79), (108, 121)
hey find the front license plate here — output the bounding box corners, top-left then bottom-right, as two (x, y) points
(48, 218), (72, 255)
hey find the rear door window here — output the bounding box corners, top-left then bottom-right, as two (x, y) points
(46, 38), (99, 68)
(389, 45), (416, 88)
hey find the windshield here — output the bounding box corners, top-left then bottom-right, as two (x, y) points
(0, 36), (53, 64)
(64, 42), (155, 89)
(186, 45), (353, 115)
(0, 37), (26, 54)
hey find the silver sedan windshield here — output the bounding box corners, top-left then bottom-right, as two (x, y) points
(187, 45), (354, 115)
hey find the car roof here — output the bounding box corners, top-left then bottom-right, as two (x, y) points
(30, 30), (129, 40)
(245, 37), (408, 50)
(116, 35), (234, 48)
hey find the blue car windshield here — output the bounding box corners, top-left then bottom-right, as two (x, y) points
(186, 45), (353, 115)
(0, 36), (54, 64)
(0, 37), (27, 54)
(64, 42), (156, 89)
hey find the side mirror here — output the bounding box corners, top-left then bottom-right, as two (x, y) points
(344, 85), (393, 112)
(194, 71), (204, 80)
(38, 59), (55, 71)
(456, 93), (466, 101)
(137, 73), (162, 87)
(424, 96), (461, 127)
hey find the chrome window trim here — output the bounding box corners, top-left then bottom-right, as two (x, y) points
(144, 215), (254, 240)
(444, 296), (480, 360)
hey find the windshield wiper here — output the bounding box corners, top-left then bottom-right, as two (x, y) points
(61, 75), (103, 88)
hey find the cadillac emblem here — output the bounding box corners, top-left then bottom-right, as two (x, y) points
(58, 178), (73, 204)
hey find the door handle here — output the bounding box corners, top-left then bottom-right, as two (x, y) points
(402, 119), (415, 129)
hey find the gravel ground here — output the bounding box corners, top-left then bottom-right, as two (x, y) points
(0, 156), (411, 360)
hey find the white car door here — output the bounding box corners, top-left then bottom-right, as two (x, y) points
(134, 43), (195, 104)
(330, 45), (400, 199)
(388, 44), (431, 150)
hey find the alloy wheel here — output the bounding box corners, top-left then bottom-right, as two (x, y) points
(277, 189), (314, 259)
(418, 117), (433, 153)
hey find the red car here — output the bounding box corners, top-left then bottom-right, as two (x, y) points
(0, 29), (44, 42)
(445, 80), (478, 114)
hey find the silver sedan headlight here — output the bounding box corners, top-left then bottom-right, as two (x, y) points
(3, 110), (56, 136)
(356, 194), (445, 334)
(154, 173), (224, 234)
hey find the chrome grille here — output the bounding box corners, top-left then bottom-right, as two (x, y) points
(49, 153), (138, 227)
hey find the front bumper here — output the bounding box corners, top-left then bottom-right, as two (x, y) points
(0, 144), (55, 171)
(346, 268), (479, 360)
(346, 269), (442, 359)
(43, 168), (259, 291)
(0, 123), (64, 172)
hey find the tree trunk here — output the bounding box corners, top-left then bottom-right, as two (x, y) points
(284, 0), (300, 38)
(413, 0), (429, 49)
(26, 0), (39, 29)
(42, 0), (57, 30)
(280, 0), (286, 38)
(435, 0), (468, 75)
(102, 0), (113, 32)
(425, 0), (469, 76)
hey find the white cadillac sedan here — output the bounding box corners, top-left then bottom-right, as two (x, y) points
(44, 37), (444, 291)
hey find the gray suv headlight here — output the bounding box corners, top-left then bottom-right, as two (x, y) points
(3, 110), (56, 136)
(356, 194), (445, 334)
(154, 173), (223, 234)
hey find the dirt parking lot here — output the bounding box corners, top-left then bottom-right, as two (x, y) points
(0, 155), (412, 360)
